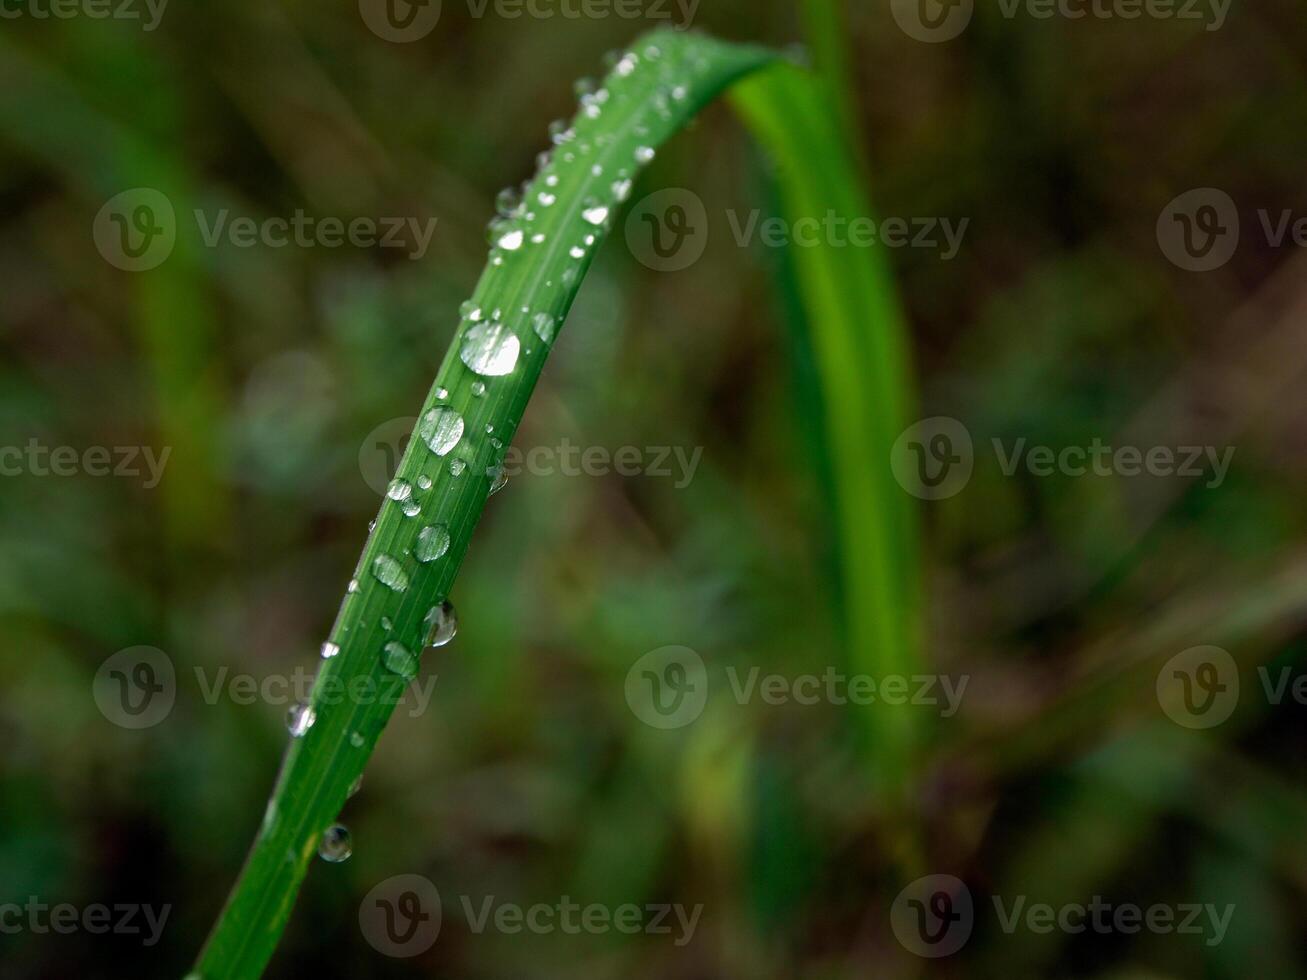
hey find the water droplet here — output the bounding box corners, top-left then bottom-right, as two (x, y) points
(498, 229), (524, 251)
(320, 641), (340, 660)
(635, 146), (656, 164)
(371, 554), (410, 593)
(460, 320), (520, 376)
(545, 174), (559, 188)
(381, 616), (393, 631)
(347, 578), (359, 593)
(287, 701), (316, 738)
(418, 474), (433, 490)
(582, 205), (610, 226)
(538, 191), (557, 207)
(401, 498), (421, 518)
(415, 524), (451, 562)
(349, 731), (365, 748)
(348, 775), (363, 798)
(496, 187), (521, 215)
(386, 478), (413, 502)
(569, 246), (585, 259)
(612, 179), (633, 202)
(489, 467), (508, 496)
(485, 422), (495, 434)
(449, 459), (467, 477)
(419, 406), (464, 456)
(425, 600), (458, 648)
(532, 312), (558, 343)
(471, 381), (486, 397)
(458, 301), (481, 322)
(319, 824), (352, 863)
(616, 53), (639, 76)
(531, 233), (546, 244)
(382, 640), (419, 680)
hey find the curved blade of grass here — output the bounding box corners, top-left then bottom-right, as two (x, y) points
(192, 29), (778, 980)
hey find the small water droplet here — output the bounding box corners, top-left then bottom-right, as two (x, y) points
(616, 52), (639, 76)
(569, 245), (585, 259)
(287, 701), (316, 738)
(635, 146), (656, 164)
(401, 498), (421, 518)
(458, 301), (481, 322)
(496, 187), (521, 215)
(435, 386), (450, 400)
(415, 524), (451, 562)
(424, 600), (458, 648)
(531, 312), (558, 343)
(348, 775), (363, 798)
(538, 191), (557, 207)
(460, 320), (520, 376)
(545, 174), (560, 188)
(347, 579), (359, 593)
(371, 554), (410, 593)
(419, 406), (464, 456)
(382, 640), (419, 680)
(471, 381), (486, 397)
(449, 458), (467, 477)
(582, 204), (610, 226)
(489, 467), (508, 496)
(381, 616), (393, 631)
(319, 824), (352, 863)
(386, 478), (413, 502)
(498, 229), (524, 251)
(349, 731), (365, 748)
(320, 642), (340, 660)
(418, 474), (433, 490)
(531, 232), (546, 244)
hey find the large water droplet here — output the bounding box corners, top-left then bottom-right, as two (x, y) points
(460, 320), (520, 376)
(386, 478), (413, 502)
(419, 406), (464, 456)
(382, 640), (419, 680)
(371, 554), (410, 593)
(319, 824), (353, 863)
(415, 524), (451, 562)
(287, 701), (316, 738)
(425, 600), (458, 648)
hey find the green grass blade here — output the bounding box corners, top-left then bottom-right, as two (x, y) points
(730, 66), (923, 802)
(191, 29), (778, 980)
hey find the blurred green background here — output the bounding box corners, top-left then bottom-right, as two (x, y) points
(3, 0), (1307, 976)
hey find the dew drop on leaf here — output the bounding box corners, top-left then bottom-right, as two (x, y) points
(425, 600), (459, 648)
(415, 524), (451, 563)
(419, 406), (464, 456)
(287, 701), (316, 738)
(381, 641), (419, 680)
(371, 554), (410, 593)
(318, 824), (352, 863)
(460, 320), (520, 376)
